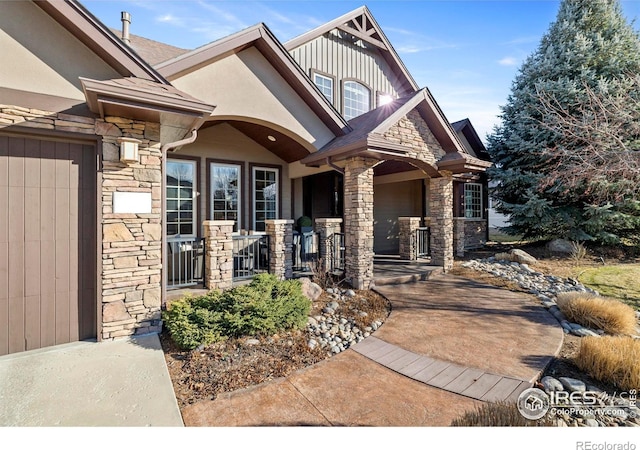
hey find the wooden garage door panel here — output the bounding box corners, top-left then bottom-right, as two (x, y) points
(0, 135), (97, 356)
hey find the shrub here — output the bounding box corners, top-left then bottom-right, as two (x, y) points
(575, 336), (640, 391)
(451, 402), (554, 427)
(556, 292), (638, 335)
(163, 274), (311, 349)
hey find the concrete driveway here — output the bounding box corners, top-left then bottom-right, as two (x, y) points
(0, 334), (182, 426)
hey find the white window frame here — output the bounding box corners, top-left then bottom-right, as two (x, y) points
(166, 159), (197, 237)
(464, 183), (483, 219)
(343, 80), (371, 120)
(210, 162), (242, 233)
(252, 166), (279, 233)
(313, 73), (334, 104)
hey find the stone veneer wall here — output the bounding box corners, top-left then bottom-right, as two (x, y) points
(344, 157), (376, 290)
(383, 110), (447, 165)
(203, 220), (234, 290)
(265, 219), (294, 280)
(0, 105), (163, 340)
(398, 217), (421, 261)
(429, 173), (454, 271)
(453, 218), (466, 257)
(315, 218), (343, 272)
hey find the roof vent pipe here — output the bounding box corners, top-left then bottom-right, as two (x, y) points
(121, 11), (131, 46)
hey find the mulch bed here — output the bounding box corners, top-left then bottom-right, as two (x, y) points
(161, 288), (390, 409)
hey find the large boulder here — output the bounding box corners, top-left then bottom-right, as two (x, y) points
(299, 277), (323, 301)
(547, 239), (574, 254)
(509, 249), (537, 265)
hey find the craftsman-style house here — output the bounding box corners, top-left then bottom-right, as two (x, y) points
(0, 0), (489, 356)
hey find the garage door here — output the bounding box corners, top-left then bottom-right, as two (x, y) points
(0, 134), (97, 356)
(373, 180), (423, 254)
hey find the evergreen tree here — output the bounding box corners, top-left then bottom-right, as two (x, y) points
(487, 0), (640, 244)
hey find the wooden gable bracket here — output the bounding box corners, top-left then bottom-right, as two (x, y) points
(337, 12), (386, 50)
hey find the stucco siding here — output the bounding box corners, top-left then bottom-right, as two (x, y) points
(0, 1), (120, 100)
(170, 47), (335, 150)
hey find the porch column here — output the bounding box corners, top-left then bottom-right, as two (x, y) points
(203, 220), (234, 290)
(429, 172), (454, 271)
(398, 217), (421, 261)
(315, 218), (343, 272)
(453, 218), (466, 257)
(265, 219), (294, 280)
(344, 156), (377, 290)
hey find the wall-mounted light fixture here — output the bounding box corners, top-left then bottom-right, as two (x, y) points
(118, 137), (141, 164)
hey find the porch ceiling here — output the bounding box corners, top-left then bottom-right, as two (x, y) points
(200, 119), (311, 163)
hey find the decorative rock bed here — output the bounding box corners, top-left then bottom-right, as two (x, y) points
(305, 286), (385, 356)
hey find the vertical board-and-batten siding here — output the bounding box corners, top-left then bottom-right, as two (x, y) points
(290, 31), (404, 110)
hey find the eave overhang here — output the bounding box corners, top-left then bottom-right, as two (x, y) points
(80, 77), (215, 132)
(437, 152), (493, 174)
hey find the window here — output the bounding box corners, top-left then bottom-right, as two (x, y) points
(252, 166), (279, 232)
(314, 73), (334, 104)
(166, 159), (196, 236)
(210, 162), (241, 232)
(464, 183), (483, 219)
(343, 80), (370, 120)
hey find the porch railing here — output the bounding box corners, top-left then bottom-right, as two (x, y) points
(167, 236), (205, 289)
(329, 232), (345, 273)
(416, 227), (431, 259)
(292, 230), (318, 273)
(232, 234), (270, 281)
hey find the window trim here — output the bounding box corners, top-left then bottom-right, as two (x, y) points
(463, 182), (483, 219)
(341, 78), (372, 120)
(166, 156), (200, 238)
(250, 163), (282, 233)
(311, 70), (336, 105)
(207, 158), (245, 234)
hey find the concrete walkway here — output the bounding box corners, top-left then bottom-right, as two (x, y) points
(0, 334), (183, 426)
(181, 274), (564, 426)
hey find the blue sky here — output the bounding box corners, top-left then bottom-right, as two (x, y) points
(83, 0), (640, 142)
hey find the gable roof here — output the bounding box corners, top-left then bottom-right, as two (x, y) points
(451, 118), (491, 161)
(285, 6), (418, 95)
(302, 88), (491, 175)
(34, 0), (167, 83)
(108, 28), (190, 66)
(156, 23), (350, 136)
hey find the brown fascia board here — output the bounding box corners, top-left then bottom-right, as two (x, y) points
(35, 0), (167, 83)
(301, 137), (369, 166)
(371, 89), (467, 155)
(155, 26), (264, 79)
(156, 23), (350, 136)
(80, 77), (215, 119)
(284, 6), (418, 94)
(421, 88), (470, 154)
(437, 153), (492, 174)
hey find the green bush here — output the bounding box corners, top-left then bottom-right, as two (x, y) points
(163, 274), (311, 349)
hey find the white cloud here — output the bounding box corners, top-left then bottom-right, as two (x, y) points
(156, 14), (185, 27)
(498, 57), (518, 67)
